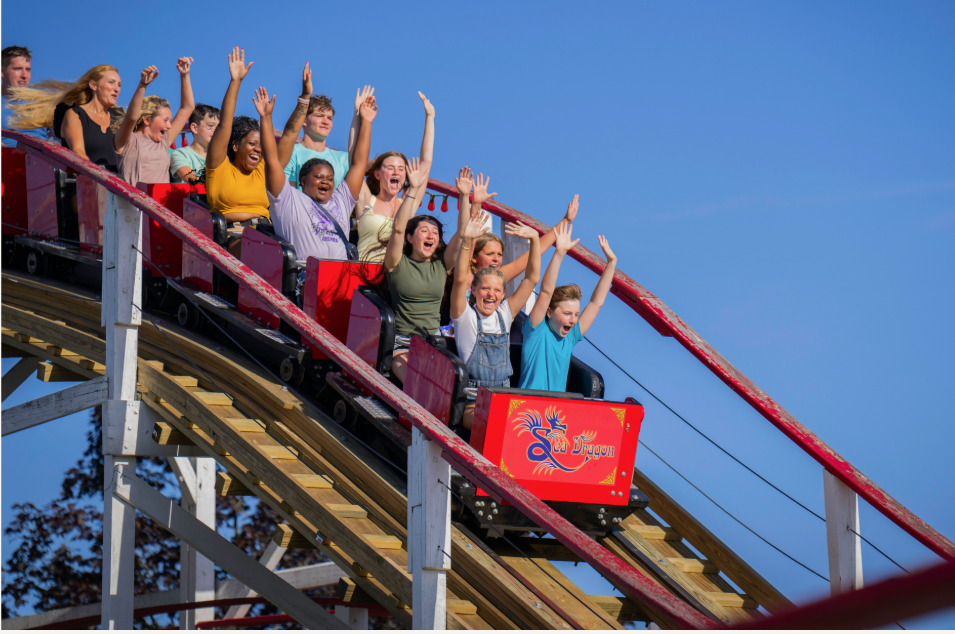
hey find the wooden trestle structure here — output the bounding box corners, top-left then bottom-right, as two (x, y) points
(2, 129), (952, 629)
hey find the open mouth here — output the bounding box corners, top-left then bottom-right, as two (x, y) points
(560, 324), (571, 336)
(316, 184), (330, 196)
(248, 153), (261, 165)
(389, 177), (401, 191)
(422, 239), (435, 252)
(481, 298), (497, 311)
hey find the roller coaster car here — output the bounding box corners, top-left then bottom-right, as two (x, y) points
(139, 183), (206, 305)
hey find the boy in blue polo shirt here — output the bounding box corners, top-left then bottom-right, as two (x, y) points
(518, 222), (617, 392)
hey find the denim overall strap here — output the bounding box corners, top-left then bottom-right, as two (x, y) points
(465, 304), (513, 389)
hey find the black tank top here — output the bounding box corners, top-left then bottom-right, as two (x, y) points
(53, 102), (120, 173)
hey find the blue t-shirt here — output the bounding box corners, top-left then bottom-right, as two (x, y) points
(284, 143), (349, 190)
(517, 318), (583, 392)
(2, 99), (49, 147)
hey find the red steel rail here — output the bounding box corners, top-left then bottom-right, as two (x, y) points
(734, 560), (955, 630)
(3, 131), (717, 629)
(426, 180), (955, 563)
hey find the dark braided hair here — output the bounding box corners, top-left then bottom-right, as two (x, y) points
(227, 115), (259, 163)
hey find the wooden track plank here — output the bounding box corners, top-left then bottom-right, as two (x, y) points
(708, 592), (758, 609)
(667, 558), (719, 574)
(152, 421), (195, 446)
(590, 595), (647, 622)
(503, 555), (624, 630)
(329, 504), (368, 519)
(631, 525), (681, 541)
(633, 469), (794, 613)
(35, 360), (86, 383)
(273, 524), (315, 549)
(225, 418), (266, 433)
(215, 472), (253, 496)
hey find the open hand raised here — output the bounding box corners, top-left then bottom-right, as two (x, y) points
(301, 61), (312, 96)
(464, 210), (491, 240)
(554, 222), (580, 254)
(252, 87), (275, 117)
(455, 166), (473, 197)
(359, 95), (378, 122)
(228, 46), (254, 81)
(176, 57), (193, 75)
(505, 221), (538, 241)
(355, 85), (374, 112)
(139, 66), (158, 86)
(418, 91), (435, 118)
(472, 173), (497, 206)
(564, 194), (579, 223)
(597, 235), (616, 263)
(406, 157), (431, 190)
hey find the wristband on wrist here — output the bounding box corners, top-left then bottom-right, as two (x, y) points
(297, 96), (310, 106)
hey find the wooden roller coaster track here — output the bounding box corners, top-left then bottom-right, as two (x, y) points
(2, 270), (786, 628)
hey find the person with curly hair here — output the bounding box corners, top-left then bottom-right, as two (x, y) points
(113, 57), (195, 186)
(170, 103), (219, 184)
(1, 45), (48, 147)
(254, 61), (377, 262)
(205, 47), (269, 255)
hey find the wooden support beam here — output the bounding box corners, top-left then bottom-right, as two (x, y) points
(111, 470), (344, 629)
(2, 356), (39, 401)
(631, 525), (682, 541)
(590, 596), (647, 622)
(1, 375), (108, 436)
(337, 576), (375, 603)
(824, 468), (863, 596)
(215, 472), (253, 496)
(152, 422), (194, 446)
(223, 541), (288, 620)
(35, 360), (87, 383)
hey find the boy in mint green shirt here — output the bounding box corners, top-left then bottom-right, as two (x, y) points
(170, 103), (219, 183)
(283, 93), (356, 189)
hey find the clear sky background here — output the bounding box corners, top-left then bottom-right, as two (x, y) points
(3, 0), (954, 628)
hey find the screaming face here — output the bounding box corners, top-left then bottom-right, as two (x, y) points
(547, 299), (580, 338)
(302, 164), (335, 203)
(234, 131), (262, 172)
(408, 219), (441, 261)
(375, 156), (407, 197)
(472, 273), (505, 316)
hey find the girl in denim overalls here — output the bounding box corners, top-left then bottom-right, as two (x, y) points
(450, 211), (541, 430)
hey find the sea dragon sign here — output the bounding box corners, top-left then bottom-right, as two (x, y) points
(470, 389), (644, 505)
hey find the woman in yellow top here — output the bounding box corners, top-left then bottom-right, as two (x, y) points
(205, 47), (269, 256)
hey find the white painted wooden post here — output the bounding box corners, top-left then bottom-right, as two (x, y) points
(101, 192), (143, 629)
(336, 605), (369, 630)
(174, 458), (216, 629)
(407, 427), (451, 629)
(498, 217), (526, 296)
(824, 469), (863, 596)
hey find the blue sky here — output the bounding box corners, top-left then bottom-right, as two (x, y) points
(3, 0), (954, 628)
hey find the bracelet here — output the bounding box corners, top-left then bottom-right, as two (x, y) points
(405, 195), (416, 200)
(461, 245), (470, 250)
(297, 96), (310, 105)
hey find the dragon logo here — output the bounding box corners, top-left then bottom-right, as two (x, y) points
(514, 407), (589, 475)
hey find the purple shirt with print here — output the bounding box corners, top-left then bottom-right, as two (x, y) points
(268, 176), (355, 261)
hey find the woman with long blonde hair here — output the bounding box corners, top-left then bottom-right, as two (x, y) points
(113, 57), (195, 186)
(7, 64), (125, 171)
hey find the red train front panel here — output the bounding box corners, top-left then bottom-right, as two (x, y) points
(1, 147), (28, 236)
(77, 175), (105, 254)
(471, 390), (644, 506)
(302, 259), (381, 361)
(237, 227), (284, 330)
(140, 183), (205, 277)
(181, 198), (216, 293)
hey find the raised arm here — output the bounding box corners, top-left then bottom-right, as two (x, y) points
(418, 92), (435, 165)
(167, 57), (196, 142)
(384, 157), (430, 272)
(578, 236), (617, 335)
(207, 46), (254, 171)
(505, 222), (541, 316)
(454, 166), (473, 234)
(451, 210), (491, 321)
(253, 87), (283, 198)
(452, 172), (496, 268)
(113, 65), (157, 153)
(528, 222), (578, 328)
(347, 85), (374, 161)
(276, 62), (311, 169)
(500, 194), (578, 282)
(344, 95), (376, 198)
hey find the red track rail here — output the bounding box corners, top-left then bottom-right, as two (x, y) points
(3, 131), (717, 629)
(426, 179), (955, 564)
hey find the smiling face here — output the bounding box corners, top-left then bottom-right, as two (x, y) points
(90, 70), (121, 108)
(375, 156), (407, 197)
(547, 299), (581, 338)
(2, 56), (31, 90)
(142, 106), (172, 141)
(407, 219), (441, 261)
(302, 163), (335, 203)
(472, 273), (506, 317)
(233, 131), (262, 172)
(473, 238), (504, 269)
(304, 106), (333, 140)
